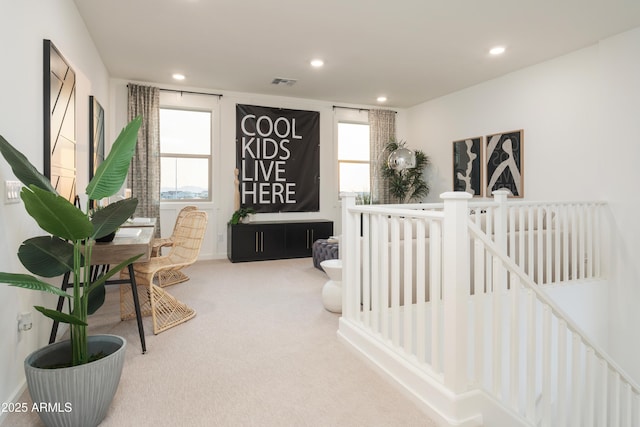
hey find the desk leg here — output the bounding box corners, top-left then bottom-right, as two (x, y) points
(128, 264), (147, 354)
(49, 271), (71, 344)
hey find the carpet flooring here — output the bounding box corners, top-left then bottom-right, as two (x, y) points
(3, 258), (435, 427)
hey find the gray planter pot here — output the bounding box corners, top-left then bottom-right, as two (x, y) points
(24, 334), (126, 427)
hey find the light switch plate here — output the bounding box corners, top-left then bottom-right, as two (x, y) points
(5, 180), (21, 204)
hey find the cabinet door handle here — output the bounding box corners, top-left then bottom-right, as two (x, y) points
(261, 232), (264, 252)
(255, 231), (259, 253)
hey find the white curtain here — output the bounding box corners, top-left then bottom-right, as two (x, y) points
(127, 84), (161, 236)
(369, 109), (396, 204)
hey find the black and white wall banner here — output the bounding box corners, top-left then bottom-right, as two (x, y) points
(236, 104), (320, 213)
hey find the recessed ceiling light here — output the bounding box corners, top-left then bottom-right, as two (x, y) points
(172, 73), (186, 80)
(489, 46), (506, 55)
(310, 59), (324, 68)
(377, 96), (387, 103)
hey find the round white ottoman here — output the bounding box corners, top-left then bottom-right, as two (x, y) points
(320, 259), (342, 313)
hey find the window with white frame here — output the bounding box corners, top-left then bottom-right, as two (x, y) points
(338, 122), (370, 201)
(159, 108), (212, 201)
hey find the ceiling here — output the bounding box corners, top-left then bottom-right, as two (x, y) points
(74, 0), (640, 108)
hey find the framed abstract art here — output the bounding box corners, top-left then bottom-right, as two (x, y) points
(453, 137), (483, 197)
(485, 130), (524, 198)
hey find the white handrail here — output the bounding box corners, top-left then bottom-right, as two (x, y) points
(339, 192), (624, 425)
(468, 219), (640, 392)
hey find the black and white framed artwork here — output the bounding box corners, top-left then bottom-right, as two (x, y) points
(485, 130), (524, 198)
(453, 137), (482, 197)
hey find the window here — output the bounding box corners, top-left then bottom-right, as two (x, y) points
(159, 108), (212, 201)
(338, 122), (370, 200)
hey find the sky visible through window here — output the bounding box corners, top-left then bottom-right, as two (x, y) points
(160, 108), (211, 200)
(338, 122), (370, 194)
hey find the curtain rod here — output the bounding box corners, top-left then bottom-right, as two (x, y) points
(126, 84), (223, 98)
(332, 105), (397, 113)
(159, 88), (223, 98)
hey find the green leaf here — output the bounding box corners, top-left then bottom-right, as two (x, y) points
(0, 273), (71, 298)
(87, 282), (105, 315)
(86, 117), (141, 200)
(17, 236), (75, 277)
(91, 198), (138, 239)
(0, 135), (57, 193)
(21, 185), (93, 241)
(35, 306), (87, 326)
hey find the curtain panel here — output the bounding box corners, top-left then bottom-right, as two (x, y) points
(369, 109), (396, 204)
(127, 84), (161, 236)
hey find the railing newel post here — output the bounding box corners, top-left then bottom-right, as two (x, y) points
(441, 191), (472, 393)
(340, 192), (358, 320)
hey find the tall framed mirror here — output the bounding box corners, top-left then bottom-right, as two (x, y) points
(43, 39), (76, 203)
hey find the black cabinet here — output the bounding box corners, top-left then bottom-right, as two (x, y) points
(285, 221), (333, 258)
(228, 220), (333, 262)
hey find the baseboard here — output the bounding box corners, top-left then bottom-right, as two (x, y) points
(337, 317), (483, 427)
(337, 318), (533, 427)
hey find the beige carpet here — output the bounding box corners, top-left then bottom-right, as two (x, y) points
(4, 258), (435, 427)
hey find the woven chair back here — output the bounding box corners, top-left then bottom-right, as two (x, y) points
(172, 205), (198, 237)
(167, 210), (208, 266)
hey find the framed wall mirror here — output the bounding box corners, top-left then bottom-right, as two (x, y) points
(43, 39), (77, 203)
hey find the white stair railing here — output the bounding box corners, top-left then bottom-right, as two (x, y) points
(339, 191), (631, 426)
(468, 219), (640, 426)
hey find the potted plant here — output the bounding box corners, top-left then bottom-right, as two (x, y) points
(0, 116), (142, 427)
(228, 207), (256, 224)
(382, 140), (430, 203)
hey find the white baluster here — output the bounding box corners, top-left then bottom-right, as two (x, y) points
(526, 289), (536, 421)
(492, 257), (503, 398)
(416, 218), (426, 364)
(542, 305), (552, 427)
(537, 208), (544, 284)
(430, 220), (442, 372)
(509, 275), (520, 409)
(585, 348), (595, 426)
(612, 372), (621, 427)
(380, 216), (389, 340)
(599, 359), (609, 427)
(403, 217), (413, 354)
(571, 334), (582, 427)
(371, 214), (380, 334)
(390, 216), (400, 347)
(362, 213), (371, 328)
(557, 320), (568, 426)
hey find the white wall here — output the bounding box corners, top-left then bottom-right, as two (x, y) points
(408, 45), (601, 202)
(597, 27), (640, 381)
(109, 80), (408, 257)
(0, 0), (111, 416)
(407, 27), (640, 381)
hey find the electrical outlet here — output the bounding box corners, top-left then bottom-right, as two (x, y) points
(5, 180), (21, 204)
(17, 312), (32, 332)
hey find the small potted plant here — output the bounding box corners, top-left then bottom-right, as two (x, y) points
(229, 207), (256, 224)
(0, 117), (142, 427)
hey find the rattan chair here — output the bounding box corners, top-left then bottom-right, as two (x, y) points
(120, 210), (208, 334)
(151, 206), (197, 257)
(151, 205), (197, 286)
